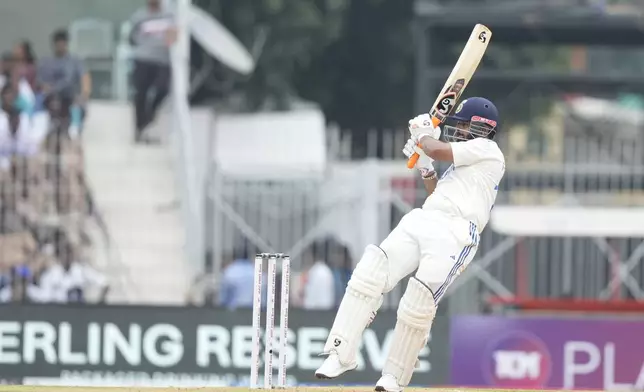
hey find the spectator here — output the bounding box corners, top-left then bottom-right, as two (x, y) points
(0, 216), (40, 303)
(38, 29), (91, 136)
(0, 52), (35, 114)
(3, 266), (35, 303)
(36, 232), (109, 303)
(301, 239), (335, 310)
(42, 93), (72, 142)
(128, 0), (176, 143)
(218, 249), (255, 310)
(12, 40), (38, 90)
(0, 84), (49, 163)
(0, 33), (101, 308)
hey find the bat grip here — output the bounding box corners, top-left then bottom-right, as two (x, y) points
(406, 116), (441, 169)
(407, 152), (420, 168)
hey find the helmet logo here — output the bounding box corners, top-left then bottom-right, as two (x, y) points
(471, 115), (497, 128)
(455, 100), (467, 114)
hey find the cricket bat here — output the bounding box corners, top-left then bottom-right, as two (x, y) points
(407, 24), (492, 169)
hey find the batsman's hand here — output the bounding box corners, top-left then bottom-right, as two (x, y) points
(403, 138), (434, 176)
(408, 114), (441, 142)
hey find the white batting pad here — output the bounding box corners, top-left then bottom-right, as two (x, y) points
(323, 245), (388, 364)
(382, 277), (437, 387)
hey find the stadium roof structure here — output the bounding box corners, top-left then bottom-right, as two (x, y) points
(412, 0), (644, 112)
(414, 0), (644, 45)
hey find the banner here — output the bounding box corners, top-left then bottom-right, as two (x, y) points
(0, 304), (449, 387)
(450, 315), (644, 390)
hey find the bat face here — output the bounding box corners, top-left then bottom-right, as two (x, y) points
(407, 24), (491, 169)
(429, 24), (491, 124)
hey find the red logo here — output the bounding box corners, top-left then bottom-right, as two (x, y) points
(471, 116), (497, 127)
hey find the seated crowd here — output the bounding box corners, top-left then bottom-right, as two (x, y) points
(0, 30), (108, 305)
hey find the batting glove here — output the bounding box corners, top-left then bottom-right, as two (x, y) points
(408, 113), (441, 142)
(402, 138), (435, 178)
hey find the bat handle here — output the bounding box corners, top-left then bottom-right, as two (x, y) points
(406, 116), (441, 169)
(407, 152), (420, 168)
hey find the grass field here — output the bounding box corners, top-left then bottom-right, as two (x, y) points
(0, 388), (602, 392)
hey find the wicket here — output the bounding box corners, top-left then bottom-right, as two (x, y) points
(250, 253), (291, 389)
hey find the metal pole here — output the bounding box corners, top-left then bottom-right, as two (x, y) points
(171, 0), (202, 272)
(176, 0), (191, 89)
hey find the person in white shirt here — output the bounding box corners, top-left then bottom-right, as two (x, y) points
(0, 84), (49, 169)
(34, 238), (109, 303)
(36, 260), (108, 303)
(315, 97), (506, 392)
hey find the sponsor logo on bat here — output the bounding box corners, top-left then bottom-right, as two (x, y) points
(478, 31), (487, 43)
(435, 92), (456, 116)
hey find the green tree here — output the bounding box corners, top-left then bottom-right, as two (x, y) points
(194, 0), (347, 110)
(295, 0), (414, 130)
(195, 0), (414, 130)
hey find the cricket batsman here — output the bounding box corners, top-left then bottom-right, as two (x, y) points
(314, 97), (506, 391)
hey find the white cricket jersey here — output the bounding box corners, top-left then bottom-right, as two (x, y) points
(422, 137), (505, 231)
(0, 111), (49, 157)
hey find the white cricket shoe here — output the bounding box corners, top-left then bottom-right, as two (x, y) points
(314, 351), (358, 379)
(375, 374), (403, 392)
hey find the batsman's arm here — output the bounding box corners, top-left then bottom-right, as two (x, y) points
(418, 136), (454, 163)
(421, 173), (438, 196)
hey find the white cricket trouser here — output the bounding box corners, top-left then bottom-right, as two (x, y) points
(379, 208), (479, 303)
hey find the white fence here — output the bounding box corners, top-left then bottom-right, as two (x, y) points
(200, 100), (644, 310)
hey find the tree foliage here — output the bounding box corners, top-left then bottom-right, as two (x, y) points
(194, 0), (348, 110)
(194, 0), (414, 130)
(294, 0), (414, 131)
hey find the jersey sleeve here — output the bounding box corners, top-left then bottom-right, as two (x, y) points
(450, 138), (502, 167)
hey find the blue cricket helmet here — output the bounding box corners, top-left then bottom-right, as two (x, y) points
(443, 97), (499, 142)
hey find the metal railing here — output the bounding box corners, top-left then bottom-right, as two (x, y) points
(327, 95), (644, 310)
(201, 93), (644, 309)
